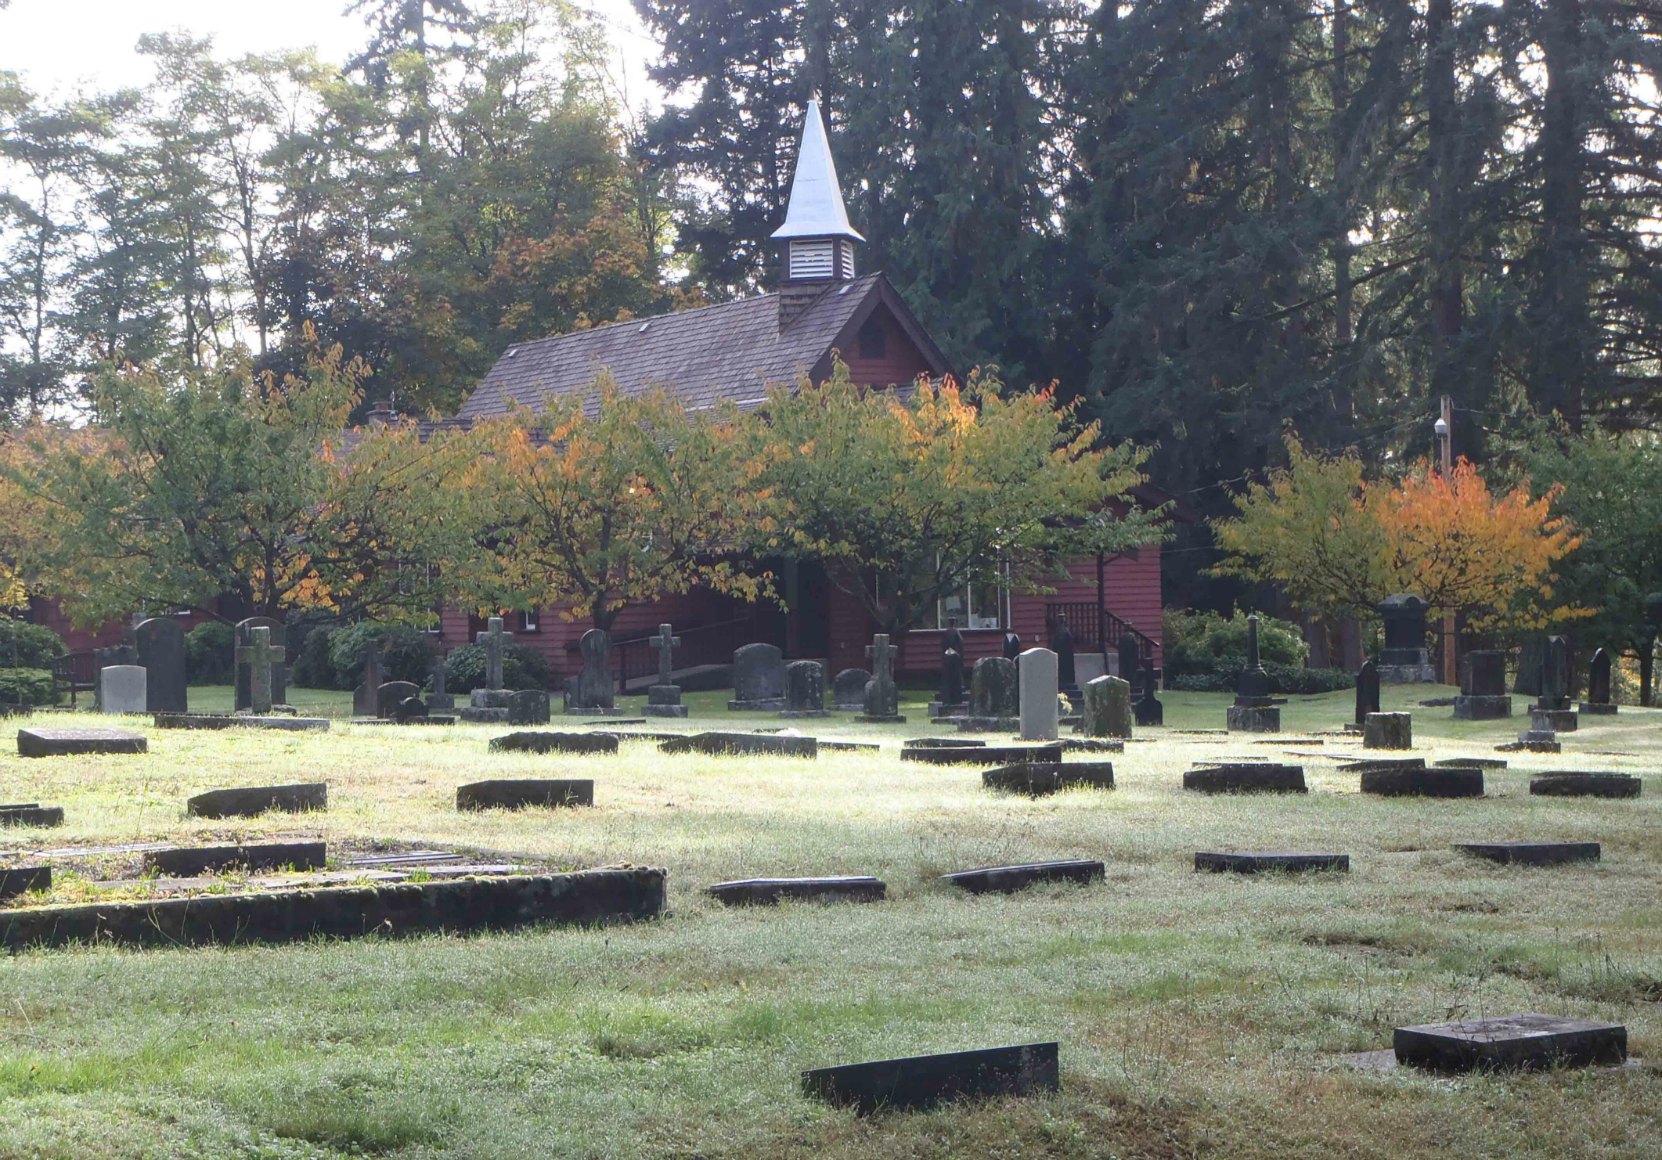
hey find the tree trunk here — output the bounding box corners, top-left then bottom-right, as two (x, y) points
(1535, 0), (1588, 430)
(1640, 638), (1654, 707)
(1425, 0), (1463, 408)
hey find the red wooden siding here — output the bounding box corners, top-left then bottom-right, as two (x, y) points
(837, 306), (934, 388)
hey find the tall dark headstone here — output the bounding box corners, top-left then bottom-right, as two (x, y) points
(728, 642), (787, 710)
(782, 659), (829, 717)
(1050, 616), (1077, 695)
(1454, 649), (1512, 719)
(134, 617), (187, 714)
(939, 649), (964, 706)
(1376, 594), (1435, 682)
(859, 635), (904, 722)
(352, 639), (384, 718)
(1580, 647), (1616, 714)
(1117, 632), (1140, 683)
(375, 681), (419, 718)
(1001, 632), (1021, 662)
(1227, 614), (1280, 732)
(571, 628), (614, 711)
(970, 657), (1018, 719)
(1353, 659), (1380, 727)
(1133, 658), (1163, 726)
(234, 617), (287, 710)
(1535, 636), (1571, 710)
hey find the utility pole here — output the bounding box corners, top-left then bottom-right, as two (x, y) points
(1436, 396), (1457, 685)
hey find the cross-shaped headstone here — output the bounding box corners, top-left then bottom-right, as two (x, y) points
(477, 616), (512, 690)
(431, 652), (448, 696)
(866, 634), (895, 682)
(235, 626), (285, 715)
(653, 623), (681, 686)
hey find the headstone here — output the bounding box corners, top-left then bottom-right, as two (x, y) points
(0, 865), (50, 902)
(1454, 650), (1513, 719)
(967, 656), (1019, 725)
(1362, 711), (1412, 750)
(1360, 766), (1483, 798)
(186, 782), (327, 818)
(832, 668), (871, 712)
(1354, 659), (1380, 726)
(1580, 648), (1616, 714)
(489, 731), (619, 755)
(393, 696), (433, 723)
(900, 741), (1062, 766)
(1376, 594), (1435, 682)
(98, 665), (147, 715)
(930, 622), (967, 717)
(477, 616), (512, 691)
(644, 624), (686, 717)
(375, 681), (420, 719)
(728, 643), (787, 710)
(1001, 631), (1022, 662)
(1133, 659), (1163, 726)
(802, 1042), (1059, 1116)
(233, 617), (287, 710)
(708, 876), (886, 906)
(1117, 632), (1140, 683)
(1050, 617), (1077, 696)
(1529, 772), (1641, 798)
(352, 639), (385, 718)
(18, 727), (147, 757)
(1183, 763), (1306, 794)
(427, 653), (455, 712)
(858, 635), (905, 722)
(0, 804), (64, 827)
(982, 762), (1115, 796)
(570, 628), (614, 711)
(235, 626), (284, 716)
(1017, 648), (1059, 741)
(1227, 614), (1280, 732)
(1393, 1014), (1626, 1072)
(659, 731), (817, 758)
(1195, 852), (1349, 874)
(1531, 636), (1574, 732)
(1455, 841), (1600, 867)
(134, 617), (187, 713)
(145, 841), (327, 877)
(1080, 675), (1132, 739)
(507, 689), (551, 726)
(942, 860), (1104, 894)
(776, 659), (826, 718)
(456, 779), (594, 810)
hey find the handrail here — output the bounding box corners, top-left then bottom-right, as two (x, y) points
(1044, 601), (1160, 665)
(574, 614), (766, 690)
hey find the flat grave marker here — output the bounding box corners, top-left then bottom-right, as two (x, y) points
(902, 742), (1063, 766)
(456, 779), (595, 810)
(154, 713), (329, 732)
(1530, 772), (1642, 799)
(707, 876), (886, 906)
(982, 762), (1115, 796)
(1183, 763), (1307, 794)
(802, 1042), (1060, 1116)
(1393, 1014), (1626, 1072)
(659, 732), (817, 759)
(1195, 851), (1349, 874)
(0, 865), (50, 901)
(942, 859), (1105, 894)
(145, 841), (328, 877)
(0, 804), (65, 828)
(488, 731), (619, 755)
(1360, 766), (1484, 798)
(187, 782), (327, 819)
(18, 727), (147, 758)
(1455, 841), (1600, 867)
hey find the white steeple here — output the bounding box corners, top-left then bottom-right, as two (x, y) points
(772, 98), (865, 243)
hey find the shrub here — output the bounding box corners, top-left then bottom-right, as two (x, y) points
(1164, 609), (1308, 678)
(445, 641), (552, 692)
(185, 621), (235, 684)
(289, 624), (339, 689)
(0, 618), (64, 669)
(327, 622), (439, 688)
(0, 667), (56, 705)
(1169, 662), (1354, 695)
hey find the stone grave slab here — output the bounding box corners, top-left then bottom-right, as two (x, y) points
(802, 1042), (1060, 1115)
(1362, 712), (1412, 750)
(1080, 674), (1132, 739)
(99, 665), (148, 715)
(1339, 757), (1425, 773)
(1360, 767), (1483, 798)
(1183, 764), (1307, 794)
(154, 713), (329, 732)
(818, 740), (881, 753)
(459, 707), (511, 724)
(832, 668), (871, 712)
(456, 779), (594, 810)
(1435, 757), (1507, 770)
(942, 859), (1105, 894)
(1499, 733), (1562, 754)
(901, 743), (1063, 766)
(508, 689), (552, 726)
(728, 643), (787, 710)
(1455, 841), (1600, 867)
(488, 731), (619, 755)
(1531, 708), (1579, 734)
(585, 717), (644, 726)
(707, 876), (886, 906)
(145, 841), (328, 877)
(18, 727), (147, 757)
(187, 782), (327, 819)
(1194, 851), (1349, 874)
(2, 867), (666, 953)
(982, 762), (1115, 796)
(1393, 1014), (1626, 1072)
(781, 660), (830, 718)
(0, 865), (50, 901)
(1529, 772), (1641, 799)
(954, 716), (1021, 733)
(0, 804), (65, 828)
(1059, 737), (1124, 754)
(905, 737), (985, 749)
(658, 732), (817, 759)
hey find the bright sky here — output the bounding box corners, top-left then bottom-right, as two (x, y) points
(0, 0), (662, 105)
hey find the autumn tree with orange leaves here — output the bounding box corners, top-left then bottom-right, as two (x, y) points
(0, 341), (468, 626)
(1216, 434), (1584, 637)
(456, 377), (769, 631)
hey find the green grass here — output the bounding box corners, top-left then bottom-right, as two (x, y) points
(1, 686), (1659, 1158)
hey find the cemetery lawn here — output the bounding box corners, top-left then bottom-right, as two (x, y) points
(2, 686), (1659, 1158)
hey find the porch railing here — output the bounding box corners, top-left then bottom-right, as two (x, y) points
(1044, 602), (1160, 669)
(579, 615), (765, 692)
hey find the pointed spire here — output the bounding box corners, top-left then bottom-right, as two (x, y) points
(771, 98), (865, 243)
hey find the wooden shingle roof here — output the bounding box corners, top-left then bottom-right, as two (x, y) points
(456, 272), (946, 420)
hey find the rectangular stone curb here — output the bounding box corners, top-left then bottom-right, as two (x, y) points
(659, 732), (817, 758)
(1529, 773), (1642, 799)
(0, 866), (50, 901)
(803, 1042), (1059, 1115)
(488, 732), (619, 755)
(1360, 767), (1483, 798)
(187, 783), (328, 819)
(982, 762), (1114, 796)
(942, 860), (1104, 894)
(1393, 1014), (1626, 1071)
(0, 805), (64, 828)
(707, 876), (885, 906)
(2, 867), (666, 952)
(902, 744), (1063, 766)
(1455, 841), (1600, 867)
(1194, 851), (1349, 874)
(144, 841), (328, 877)
(153, 714), (329, 732)
(18, 727), (147, 757)
(1183, 764), (1307, 794)
(456, 779), (595, 810)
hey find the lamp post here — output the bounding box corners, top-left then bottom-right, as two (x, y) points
(1435, 397), (1456, 685)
